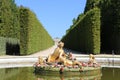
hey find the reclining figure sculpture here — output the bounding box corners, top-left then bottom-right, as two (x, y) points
(47, 41), (82, 67)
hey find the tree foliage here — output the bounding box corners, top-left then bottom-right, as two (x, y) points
(100, 0), (120, 53)
(62, 0), (120, 54)
(62, 8), (101, 54)
(0, 0), (19, 38)
(0, 0), (54, 55)
(0, 0), (20, 55)
(19, 7), (54, 55)
(84, 0), (100, 13)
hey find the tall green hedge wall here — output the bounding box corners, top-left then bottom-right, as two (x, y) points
(100, 0), (120, 54)
(62, 8), (101, 54)
(84, 0), (100, 14)
(0, 0), (54, 55)
(0, 0), (20, 38)
(19, 7), (54, 55)
(0, 37), (6, 55)
(0, 0), (20, 55)
(62, 0), (120, 54)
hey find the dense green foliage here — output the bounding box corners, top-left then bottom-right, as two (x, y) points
(19, 7), (54, 55)
(62, 8), (100, 54)
(100, 0), (120, 54)
(0, 0), (53, 55)
(0, 37), (6, 55)
(0, 37), (20, 55)
(0, 0), (19, 38)
(84, 0), (100, 13)
(0, 0), (20, 55)
(62, 0), (120, 54)
(66, 13), (84, 34)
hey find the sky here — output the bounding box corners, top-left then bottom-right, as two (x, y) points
(15, 0), (86, 39)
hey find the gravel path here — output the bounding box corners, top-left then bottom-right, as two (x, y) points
(0, 38), (120, 69)
(0, 43), (120, 58)
(28, 45), (57, 57)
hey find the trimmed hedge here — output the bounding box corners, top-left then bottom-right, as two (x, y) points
(0, 37), (6, 55)
(62, 8), (101, 54)
(62, 0), (120, 54)
(100, 0), (120, 54)
(6, 37), (20, 55)
(0, 0), (20, 55)
(0, 0), (53, 55)
(84, 0), (100, 14)
(0, 0), (20, 38)
(0, 37), (20, 55)
(19, 7), (54, 55)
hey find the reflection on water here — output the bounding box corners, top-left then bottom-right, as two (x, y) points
(36, 72), (102, 80)
(0, 67), (120, 80)
(36, 74), (101, 80)
(34, 68), (102, 80)
(101, 67), (120, 80)
(0, 67), (36, 80)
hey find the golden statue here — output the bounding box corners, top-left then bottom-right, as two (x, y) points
(88, 54), (100, 67)
(88, 54), (96, 64)
(38, 56), (44, 64)
(47, 41), (66, 63)
(47, 41), (82, 67)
